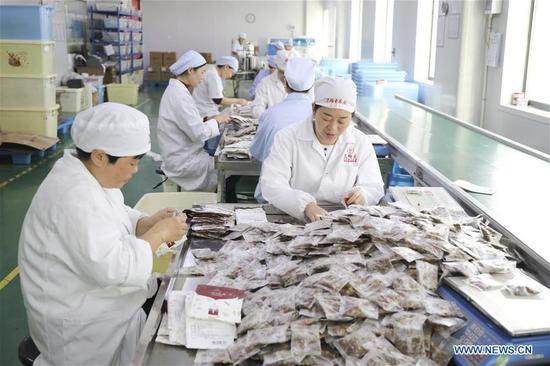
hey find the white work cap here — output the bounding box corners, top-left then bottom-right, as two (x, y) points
(71, 102), (151, 157)
(285, 57), (315, 92)
(169, 50), (206, 76)
(314, 77), (357, 113)
(275, 50), (289, 71)
(216, 56), (239, 71)
(274, 41), (285, 50)
(267, 55), (277, 68)
(238, 32), (247, 39)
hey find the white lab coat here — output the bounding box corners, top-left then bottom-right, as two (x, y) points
(250, 71), (287, 118)
(193, 67), (224, 118)
(260, 118), (385, 221)
(18, 150), (154, 366)
(232, 39), (244, 55)
(157, 78), (220, 191)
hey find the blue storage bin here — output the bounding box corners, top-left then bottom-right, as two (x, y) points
(0, 5), (53, 41)
(388, 161), (414, 187)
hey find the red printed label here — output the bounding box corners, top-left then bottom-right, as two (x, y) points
(343, 144), (357, 163)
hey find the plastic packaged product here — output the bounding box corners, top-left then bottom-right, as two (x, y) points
(416, 260), (439, 291)
(442, 261), (479, 278)
(262, 349), (295, 365)
(475, 259), (516, 274)
(464, 273), (503, 291)
(428, 315), (466, 336)
(245, 325), (290, 347)
(315, 293), (349, 321)
(388, 311), (428, 356)
(333, 325), (377, 358)
(502, 283), (541, 297)
(290, 321), (322, 362)
(423, 297), (463, 318)
(391, 272), (422, 292)
(339, 296), (379, 319)
(391, 246), (425, 263)
(360, 336), (416, 365)
(194, 349), (231, 364)
(227, 337), (262, 365)
(372, 288), (404, 313)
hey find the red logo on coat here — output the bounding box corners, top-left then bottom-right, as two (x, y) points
(343, 144), (357, 163)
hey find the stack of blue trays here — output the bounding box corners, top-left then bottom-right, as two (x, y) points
(319, 58), (350, 77)
(351, 62), (408, 96)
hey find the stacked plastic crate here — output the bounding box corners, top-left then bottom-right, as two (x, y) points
(0, 5), (59, 138)
(351, 62), (420, 102)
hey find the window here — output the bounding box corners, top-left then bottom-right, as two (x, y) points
(372, 0), (394, 63)
(414, 0), (439, 83)
(349, 0), (363, 61)
(525, 0), (550, 110)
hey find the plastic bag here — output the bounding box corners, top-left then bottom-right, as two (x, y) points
(246, 325), (290, 347)
(333, 325), (377, 358)
(290, 320), (322, 363)
(340, 296), (379, 320)
(416, 260), (439, 291)
(194, 349), (231, 364)
(423, 297), (463, 317)
(388, 311), (428, 356)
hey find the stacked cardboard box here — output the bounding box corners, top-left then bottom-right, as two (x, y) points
(148, 51), (176, 82)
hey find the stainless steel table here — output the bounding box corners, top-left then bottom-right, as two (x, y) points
(232, 71), (256, 98)
(355, 95), (550, 283)
(133, 204), (298, 365)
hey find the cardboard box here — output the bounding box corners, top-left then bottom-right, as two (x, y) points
(0, 131), (58, 150)
(148, 70), (161, 81)
(150, 52), (163, 66)
(200, 52), (213, 64)
(103, 66), (117, 85)
(160, 71), (172, 81)
(163, 52), (176, 66)
(76, 66), (105, 76)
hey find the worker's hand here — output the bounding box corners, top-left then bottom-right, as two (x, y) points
(304, 202), (328, 222)
(214, 114), (231, 124)
(235, 98), (248, 106)
(152, 212), (188, 243)
(342, 188), (365, 207)
(149, 208), (178, 225)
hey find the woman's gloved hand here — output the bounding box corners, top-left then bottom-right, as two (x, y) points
(304, 202), (328, 222)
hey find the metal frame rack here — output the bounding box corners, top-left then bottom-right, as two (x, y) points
(89, 7), (143, 83)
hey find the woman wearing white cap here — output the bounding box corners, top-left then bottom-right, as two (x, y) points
(250, 50), (291, 118)
(18, 103), (187, 365)
(232, 32), (247, 58)
(251, 57), (316, 201)
(193, 56), (247, 119)
(157, 50), (229, 191)
(260, 77), (385, 222)
(248, 55), (277, 99)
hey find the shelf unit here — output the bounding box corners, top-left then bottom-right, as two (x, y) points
(89, 7), (143, 83)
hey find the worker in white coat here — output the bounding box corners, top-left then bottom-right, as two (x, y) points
(18, 103), (187, 366)
(250, 50), (290, 118)
(157, 50), (229, 191)
(248, 55), (277, 99)
(260, 77), (385, 222)
(232, 32), (247, 58)
(284, 41), (300, 58)
(251, 57), (316, 201)
(193, 56), (247, 119)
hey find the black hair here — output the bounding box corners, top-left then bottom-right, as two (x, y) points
(287, 84), (311, 94)
(76, 147), (145, 164)
(177, 63), (208, 77)
(312, 104), (355, 118)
